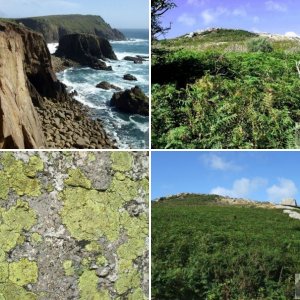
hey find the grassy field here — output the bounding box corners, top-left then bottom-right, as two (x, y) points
(152, 29), (300, 149)
(152, 194), (300, 299)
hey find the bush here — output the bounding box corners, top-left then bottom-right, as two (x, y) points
(247, 38), (274, 53)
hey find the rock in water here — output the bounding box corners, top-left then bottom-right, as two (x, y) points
(0, 21), (69, 149)
(281, 198), (298, 206)
(110, 86), (149, 116)
(123, 74), (137, 81)
(55, 34), (117, 70)
(96, 81), (122, 91)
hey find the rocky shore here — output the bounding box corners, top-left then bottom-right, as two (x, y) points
(36, 97), (117, 149)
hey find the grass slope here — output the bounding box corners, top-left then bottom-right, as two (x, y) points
(3, 14), (125, 42)
(152, 29), (300, 149)
(152, 194), (300, 299)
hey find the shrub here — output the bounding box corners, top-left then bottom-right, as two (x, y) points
(247, 38), (274, 53)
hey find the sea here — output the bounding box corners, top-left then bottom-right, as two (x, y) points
(48, 29), (149, 149)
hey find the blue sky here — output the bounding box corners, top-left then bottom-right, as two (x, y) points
(0, 0), (149, 29)
(152, 151), (300, 203)
(159, 0), (300, 38)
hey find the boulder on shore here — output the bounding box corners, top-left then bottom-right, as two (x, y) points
(55, 33), (117, 70)
(123, 56), (145, 64)
(96, 81), (122, 91)
(110, 86), (149, 116)
(123, 74), (137, 81)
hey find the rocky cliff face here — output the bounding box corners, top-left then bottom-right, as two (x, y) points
(55, 33), (117, 70)
(11, 14), (126, 42)
(0, 21), (68, 149)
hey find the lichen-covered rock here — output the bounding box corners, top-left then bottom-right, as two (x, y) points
(0, 151), (149, 299)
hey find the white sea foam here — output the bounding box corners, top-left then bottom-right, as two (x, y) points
(110, 38), (148, 44)
(47, 43), (58, 54)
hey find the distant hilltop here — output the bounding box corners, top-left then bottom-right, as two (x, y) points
(183, 27), (300, 41)
(2, 14), (125, 42)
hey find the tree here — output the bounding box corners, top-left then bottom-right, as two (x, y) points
(151, 0), (176, 40)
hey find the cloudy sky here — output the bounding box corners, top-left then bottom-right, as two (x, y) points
(159, 0), (299, 38)
(0, 0), (149, 29)
(152, 151), (299, 203)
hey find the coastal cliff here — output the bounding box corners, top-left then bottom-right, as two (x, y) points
(9, 14), (125, 42)
(0, 21), (115, 149)
(0, 21), (65, 148)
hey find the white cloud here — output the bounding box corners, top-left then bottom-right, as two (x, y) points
(200, 6), (247, 25)
(178, 13), (197, 27)
(267, 178), (298, 203)
(187, 0), (206, 6)
(201, 7), (229, 25)
(232, 8), (247, 17)
(265, 1), (287, 12)
(211, 177), (267, 198)
(253, 16), (260, 23)
(285, 31), (299, 38)
(203, 154), (241, 171)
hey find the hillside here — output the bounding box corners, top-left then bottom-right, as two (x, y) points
(152, 192), (300, 299)
(3, 14), (125, 42)
(152, 28), (300, 149)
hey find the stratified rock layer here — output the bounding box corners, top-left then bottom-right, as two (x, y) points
(0, 21), (69, 148)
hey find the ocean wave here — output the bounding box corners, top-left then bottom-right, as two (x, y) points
(114, 51), (149, 60)
(110, 38), (148, 44)
(47, 43), (58, 54)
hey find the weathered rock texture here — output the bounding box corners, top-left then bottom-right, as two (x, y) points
(110, 86), (149, 116)
(9, 15), (125, 42)
(0, 21), (68, 148)
(55, 34), (117, 70)
(0, 151), (149, 299)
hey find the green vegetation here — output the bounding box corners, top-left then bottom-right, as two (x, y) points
(152, 29), (300, 148)
(152, 194), (300, 299)
(1, 14), (125, 42)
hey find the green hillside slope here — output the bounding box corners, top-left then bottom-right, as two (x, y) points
(5, 14), (125, 42)
(152, 29), (300, 149)
(152, 193), (300, 299)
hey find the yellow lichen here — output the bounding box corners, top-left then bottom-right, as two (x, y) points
(65, 168), (92, 189)
(111, 152), (133, 172)
(63, 260), (75, 276)
(9, 258), (38, 286)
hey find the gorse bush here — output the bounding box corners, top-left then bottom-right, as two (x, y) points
(247, 37), (274, 53)
(152, 198), (300, 299)
(152, 49), (300, 148)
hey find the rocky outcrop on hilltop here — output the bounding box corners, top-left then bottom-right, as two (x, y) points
(10, 14), (125, 42)
(55, 33), (117, 70)
(110, 86), (149, 116)
(0, 21), (68, 148)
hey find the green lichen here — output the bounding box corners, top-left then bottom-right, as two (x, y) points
(0, 262), (8, 283)
(9, 258), (38, 286)
(63, 260), (75, 276)
(60, 188), (120, 241)
(45, 183), (54, 193)
(0, 200), (37, 252)
(65, 168), (92, 189)
(79, 270), (110, 300)
(111, 152), (133, 172)
(115, 269), (141, 295)
(128, 288), (147, 300)
(0, 282), (37, 300)
(24, 156), (44, 178)
(0, 153), (42, 199)
(96, 256), (107, 266)
(85, 241), (102, 253)
(87, 153), (96, 162)
(31, 233), (43, 244)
